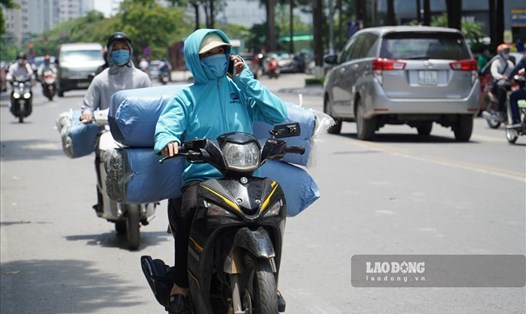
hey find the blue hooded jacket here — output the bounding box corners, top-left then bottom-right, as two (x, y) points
(154, 29), (288, 186)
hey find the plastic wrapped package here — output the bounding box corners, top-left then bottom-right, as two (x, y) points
(56, 109), (103, 158)
(104, 147), (184, 203)
(109, 85), (188, 147)
(259, 160), (320, 217)
(253, 102), (317, 166)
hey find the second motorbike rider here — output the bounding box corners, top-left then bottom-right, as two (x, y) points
(490, 44), (515, 120)
(154, 28), (288, 313)
(80, 32), (151, 213)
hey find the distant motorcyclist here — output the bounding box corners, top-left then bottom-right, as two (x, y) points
(507, 55), (526, 128)
(159, 58), (172, 81)
(80, 32), (151, 214)
(36, 55), (57, 81)
(490, 44), (515, 118)
(6, 52), (34, 83)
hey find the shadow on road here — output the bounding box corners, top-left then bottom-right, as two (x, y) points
(64, 230), (172, 252)
(338, 132), (479, 144)
(0, 259), (144, 313)
(0, 139), (64, 161)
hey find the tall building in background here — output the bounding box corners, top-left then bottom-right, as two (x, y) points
(3, 0), (94, 47)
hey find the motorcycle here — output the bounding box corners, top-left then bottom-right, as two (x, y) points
(41, 70), (57, 101)
(141, 123), (304, 313)
(92, 110), (157, 250)
(481, 80), (512, 129)
(267, 59), (280, 79)
(10, 75), (33, 123)
(159, 68), (170, 85)
(505, 74), (526, 144)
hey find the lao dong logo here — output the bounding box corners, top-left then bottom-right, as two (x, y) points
(366, 261), (425, 274)
(364, 261), (426, 283)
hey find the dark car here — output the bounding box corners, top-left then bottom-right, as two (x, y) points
(323, 26), (480, 141)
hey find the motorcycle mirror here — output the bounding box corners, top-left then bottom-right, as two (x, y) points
(271, 123), (301, 138)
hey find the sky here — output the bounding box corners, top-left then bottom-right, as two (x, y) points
(91, 0), (283, 27)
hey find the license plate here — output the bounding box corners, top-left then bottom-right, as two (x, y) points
(77, 82), (90, 88)
(418, 70), (438, 86)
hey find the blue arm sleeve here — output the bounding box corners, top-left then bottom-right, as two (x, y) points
(232, 67), (288, 125)
(154, 95), (188, 154)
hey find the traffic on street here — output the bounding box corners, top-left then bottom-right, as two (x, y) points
(1, 72), (525, 313)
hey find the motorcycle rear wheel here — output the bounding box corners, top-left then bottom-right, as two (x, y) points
(506, 128), (519, 144)
(242, 254), (278, 314)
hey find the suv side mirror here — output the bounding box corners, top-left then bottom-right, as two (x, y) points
(324, 54), (338, 65)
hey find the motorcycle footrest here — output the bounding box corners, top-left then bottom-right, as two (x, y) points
(140, 255), (175, 307)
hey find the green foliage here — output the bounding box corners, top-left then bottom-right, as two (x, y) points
(116, 0), (192, 58)
(7, 0), (193, 61)
(407, 13), (485, 51)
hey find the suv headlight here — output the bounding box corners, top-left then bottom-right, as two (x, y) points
(222, 141), (260, 172)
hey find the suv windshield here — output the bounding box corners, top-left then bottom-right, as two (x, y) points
(380, 32), (471, 60)
(60, 50), (102, 63)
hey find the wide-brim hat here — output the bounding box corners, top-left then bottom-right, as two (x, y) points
(199, 34), (231, 54)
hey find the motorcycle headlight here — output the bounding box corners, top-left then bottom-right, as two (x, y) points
(263, 200), (282, 217)
(205, 201), (236, 217)
(23, 92), (31, 99)
(13, 92), (21, 98)
(222, 141), (260, 172)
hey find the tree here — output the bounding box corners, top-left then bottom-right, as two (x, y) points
(117, 0), (191, 58)
(0, 0), (18, 37)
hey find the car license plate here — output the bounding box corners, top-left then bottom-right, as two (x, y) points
(418, 70), (438, 86)
(77, 82), (90, 88)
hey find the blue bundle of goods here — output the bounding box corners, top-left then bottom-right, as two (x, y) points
(109, 85), (187, 147)
(105, 85), (320, 215)
(253, 102), (316, 166)
(104, 147), (184, 204)
(56, 109), (103, 158)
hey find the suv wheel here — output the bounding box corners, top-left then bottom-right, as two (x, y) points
(454, 115), (473, 142)
(324, 96), (342, 134)
(417, 122), (433, 136)
(356, 100), (376, 140)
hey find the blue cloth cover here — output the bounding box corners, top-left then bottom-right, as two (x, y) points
(109, 85), (187, 147)
(259, 160), (320, 217)
(56, 109), (102, 159)
(104, 148), (184, 204)
(253, 102), (316, 166)
(104, 149), (318, 216)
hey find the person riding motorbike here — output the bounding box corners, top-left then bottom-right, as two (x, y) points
(490, 44), (515, 120)
(80, 32), (151, 214)
(36, 55), (57, 81)
(6, 52), (34, 83)
(154, 28), (288, 314)
(507, 55), (526, 128)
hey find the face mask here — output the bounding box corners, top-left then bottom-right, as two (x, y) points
(17, 59), (24, 65)
(110, 50), (130, 66)
(503, 53), (510, 60)
(201, 54), (228, 78)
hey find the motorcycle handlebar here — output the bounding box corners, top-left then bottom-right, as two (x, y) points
(284, 146), (305, 155)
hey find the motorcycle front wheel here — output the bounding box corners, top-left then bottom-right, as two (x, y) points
(18, 102), (24, 123)
(241, 254), (278, 314)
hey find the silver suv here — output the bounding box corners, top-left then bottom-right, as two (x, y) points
(323, 26), (480, 141)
